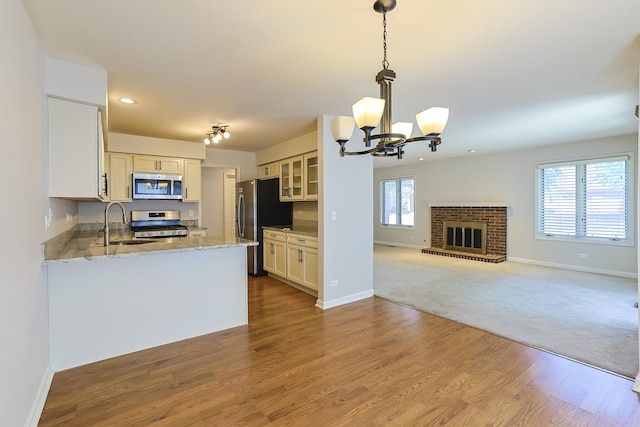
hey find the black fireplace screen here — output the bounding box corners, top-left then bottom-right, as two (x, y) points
(443, 221), (487, 254)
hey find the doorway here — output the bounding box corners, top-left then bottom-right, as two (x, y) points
(201, 167), (236, 239)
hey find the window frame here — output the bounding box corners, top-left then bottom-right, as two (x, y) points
(535, 153), (634, 247)
(379, 176), (416, 230)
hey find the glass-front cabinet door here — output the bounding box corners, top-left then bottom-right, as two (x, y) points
(304, 152), (318, 200)
(280, 155), (304, 201)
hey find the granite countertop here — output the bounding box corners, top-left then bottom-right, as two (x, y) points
(262, 226), (318, 237)
(44, 230), (257, 264)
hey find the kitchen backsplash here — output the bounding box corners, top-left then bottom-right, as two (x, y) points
(292, 201), (317, 229)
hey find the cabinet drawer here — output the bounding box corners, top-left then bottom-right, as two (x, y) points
(263, 230), (286, 242)
(287, 234), (318, 249)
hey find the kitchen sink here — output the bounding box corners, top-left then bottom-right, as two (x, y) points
(108, 239), (157, 246)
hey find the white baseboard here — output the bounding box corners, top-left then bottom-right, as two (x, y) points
(507, 257), (637, 279)
(374, 240), (425, 250)
(316, 289), (374, 310)
(26, 368), (54, 427)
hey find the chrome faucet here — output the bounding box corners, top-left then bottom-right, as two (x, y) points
(104, 201), (127, 246)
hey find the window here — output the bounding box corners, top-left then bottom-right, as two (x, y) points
(536, 156), (631, 243)
(380, 177), (415, 227)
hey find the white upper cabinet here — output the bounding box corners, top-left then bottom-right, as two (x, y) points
(133, 155), (184, 175)
(48, 97), (107, 200)
(183, 159), (202, 201)
(258, 161), (280, 180)
(107, 153), (133, 202)
(46, 58), (109, 201)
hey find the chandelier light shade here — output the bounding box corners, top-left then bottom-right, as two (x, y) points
(205, 125), (231, 145)
(330, 116), (356, 141)
(391, 122), (413, 139)
(352, 97), (386, 130)
(416, 107), (450, 136)
(330, 0), (450, 159)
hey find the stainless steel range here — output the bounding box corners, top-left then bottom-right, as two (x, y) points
(130, 210), (188, 238)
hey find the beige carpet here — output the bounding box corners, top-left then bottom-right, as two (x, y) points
(373, 245), (639, 378)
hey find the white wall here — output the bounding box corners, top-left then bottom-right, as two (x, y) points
(374, 134), (638, 277)
(0, 2), (72, 425)
(201, 167), (226, 238)
(107, 132), (206, 160)
(255, 130), (318, 165)
(203, 147), (256, 181)
(318, 116), (374, 308)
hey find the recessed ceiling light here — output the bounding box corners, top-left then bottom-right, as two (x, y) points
(468, 149), (477, 153)
(418, 157), (425, 161)
(119, 97), (136, 104)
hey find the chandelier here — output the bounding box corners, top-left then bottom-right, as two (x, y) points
(330, 0), (449, 159)
(205, 125), (231, 145)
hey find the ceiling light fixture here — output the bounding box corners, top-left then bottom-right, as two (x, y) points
(330, 0), (449, 159)
(205, 125), (231, 145)
(119, 97), (136, 104)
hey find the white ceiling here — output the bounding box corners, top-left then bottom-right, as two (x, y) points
(24, 0), (640, 167)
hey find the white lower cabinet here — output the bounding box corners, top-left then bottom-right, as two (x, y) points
(286, 235), (318, 291)
(263, 229), (318, 292)
(286, 245), (318, 290)
(263, 230), (287, 278)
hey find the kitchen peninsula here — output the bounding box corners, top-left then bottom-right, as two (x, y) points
(44, 231), (257, 371)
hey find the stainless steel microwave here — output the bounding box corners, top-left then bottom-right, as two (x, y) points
(132, 173), (183, 200)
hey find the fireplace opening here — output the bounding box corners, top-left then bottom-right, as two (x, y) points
(443, 221), (487, 255)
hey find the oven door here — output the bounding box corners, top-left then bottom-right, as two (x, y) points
(132, 173), (183, 200)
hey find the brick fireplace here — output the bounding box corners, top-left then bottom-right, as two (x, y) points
(422, 203), (508, 263)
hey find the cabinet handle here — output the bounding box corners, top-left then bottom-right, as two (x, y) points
(297, 238), (305, 243)
(270, 243), (275, 254)
(265, 166), (270, 175)
(103, 173), (108, 197)
(127, 185), (130, 199)
(185, 188), (188, 199)
(298, 249), (303, 263)
(159, 160), (162, 170)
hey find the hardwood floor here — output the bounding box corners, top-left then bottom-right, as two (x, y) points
(39, 276), (640, 426)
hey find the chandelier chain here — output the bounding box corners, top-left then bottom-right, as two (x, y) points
(382, 11), (389, 70)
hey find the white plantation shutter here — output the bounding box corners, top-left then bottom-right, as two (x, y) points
(583, 160), (627, 239)
(538, 164), (576, 236)
(537, 156), (629, 241)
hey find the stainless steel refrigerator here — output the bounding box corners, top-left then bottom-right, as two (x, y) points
(237, 179), (293, 276)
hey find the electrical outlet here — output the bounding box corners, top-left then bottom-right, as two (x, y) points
(330, 280), (338, 287)
(331, 211), (337, 221)
(189, 210), (194, 217)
